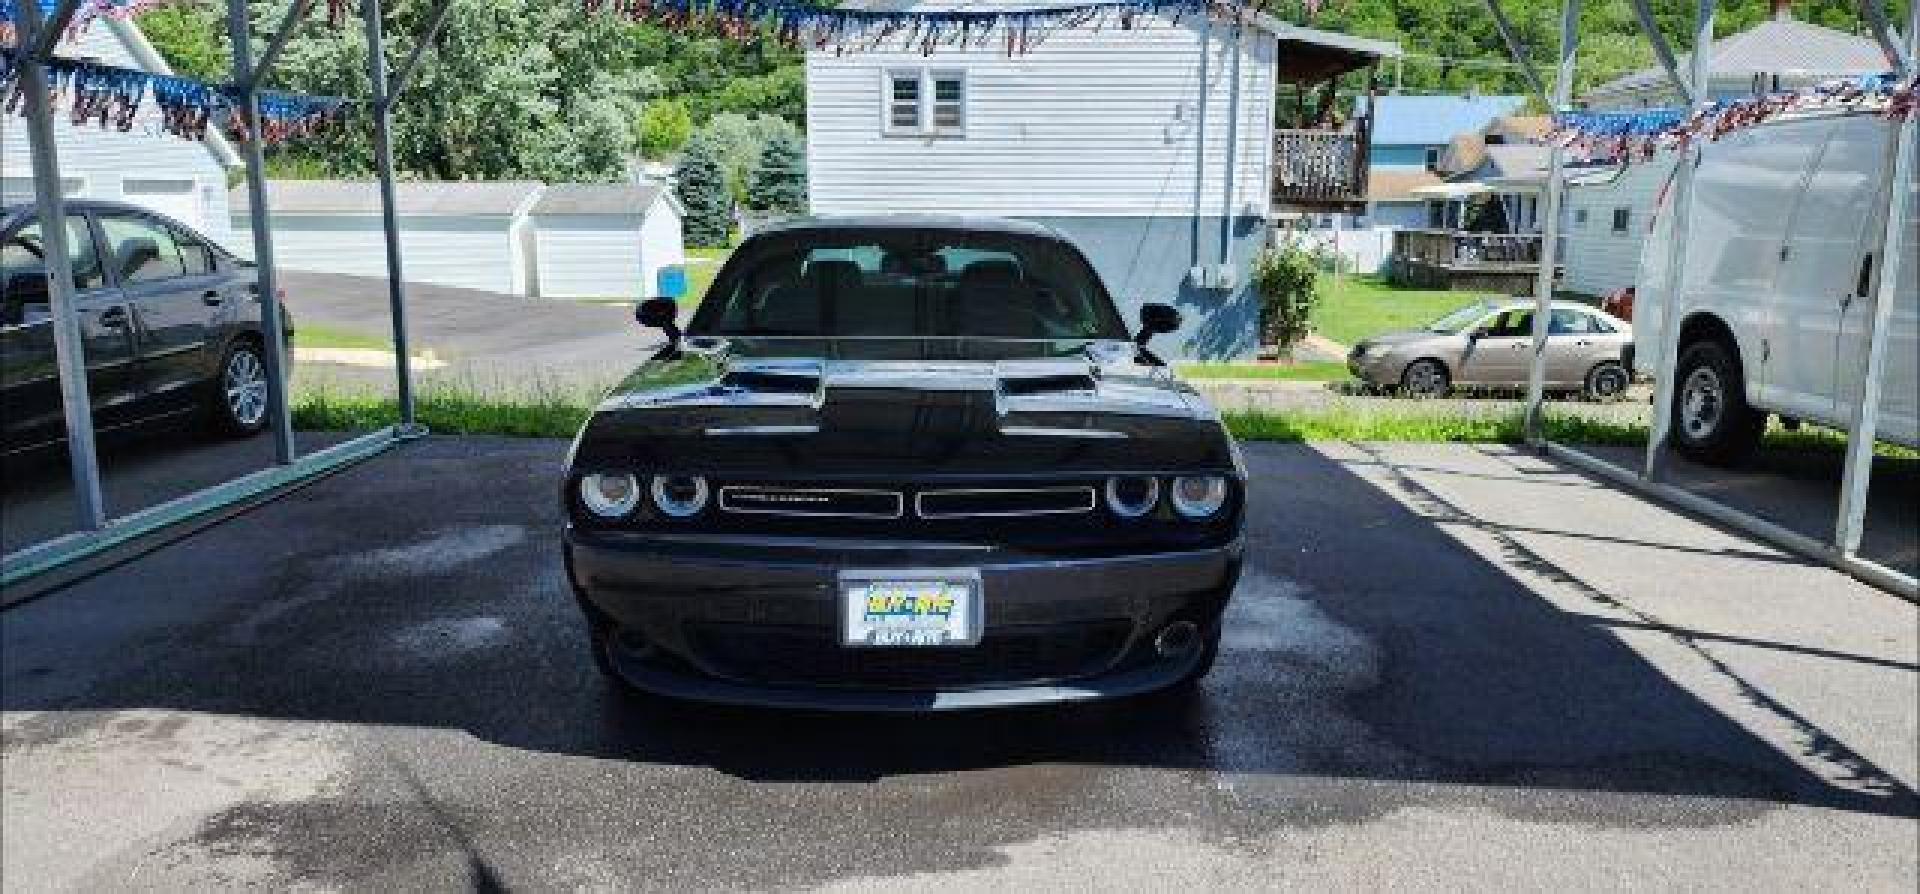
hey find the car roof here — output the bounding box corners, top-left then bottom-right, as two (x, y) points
(747, 214), (1073, 243)
(2, 199), (192, 229)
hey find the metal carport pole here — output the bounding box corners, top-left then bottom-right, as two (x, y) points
(1640, 0), (1716, 481)
(1504, 0), (1579, 444)
(363, 0), (456, 431)
(13, 0), (106, 530)
(226, 0), (312, 465)
(1835, 0), (1920, 559)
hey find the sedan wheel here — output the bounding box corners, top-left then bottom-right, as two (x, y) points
(1401, 359), (1450, 399)
(211, 342), (270, 436)
(1584, 361), (1630, 402)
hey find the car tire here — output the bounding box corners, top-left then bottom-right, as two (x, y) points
(1400, 358), (1451, 399)
(1669, 339), (1764, 466)
(208, 338), (271, 437)
(1583, 360), (1631, 402)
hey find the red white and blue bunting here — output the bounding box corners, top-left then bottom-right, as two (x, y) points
(1549, 74), (1915, 164)
(1, 46), (348, 144)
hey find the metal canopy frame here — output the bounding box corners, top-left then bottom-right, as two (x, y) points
(1480, 0), (1919, 598)
(2, 0), (455, 594)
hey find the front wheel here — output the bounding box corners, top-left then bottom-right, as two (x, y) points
(1584, 360), (1631, 402)
(208, 340), (270, 437)
(1669, 340), (1764, 466)
(1400, 358), (1451, 399)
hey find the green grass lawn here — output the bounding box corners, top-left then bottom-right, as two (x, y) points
(684, 246), (731, 309)
(1176, 362), (1348, 382)
(291, 324), (393, 352)
(1313, 275), (1490, 348)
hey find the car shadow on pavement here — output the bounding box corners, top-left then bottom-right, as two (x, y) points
(2, 437), (1914, 854)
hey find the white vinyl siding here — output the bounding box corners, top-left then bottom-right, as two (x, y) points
(1563, 157), (1678, 298)
(0, 26), (234, 246)
(533, 216), (643, 299)
(809, 14), (1276, 218)
(230, 216), (526, 295)
(527, 196), (686, 299)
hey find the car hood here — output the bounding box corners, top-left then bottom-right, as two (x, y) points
(1357, 330), (1458, 350)
(571, 339), (1236, 476)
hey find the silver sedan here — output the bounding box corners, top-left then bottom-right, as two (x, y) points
(1347, 300), (1635, 400)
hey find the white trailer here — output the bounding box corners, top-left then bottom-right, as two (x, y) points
(1633, 107), (1918, 463)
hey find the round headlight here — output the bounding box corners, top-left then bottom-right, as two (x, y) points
(1169, 475), (1229, 519)
(1105, 475), (1160, 518)
(579, 472), (641, 518)
(649, 474), (710, 518)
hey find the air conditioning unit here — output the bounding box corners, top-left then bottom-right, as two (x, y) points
(1187, 264), (1238, 291)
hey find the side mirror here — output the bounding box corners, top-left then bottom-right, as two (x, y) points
(636, 297), (682, 354)
(1136, 302), (1181, 348)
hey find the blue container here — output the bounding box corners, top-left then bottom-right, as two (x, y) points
(655, 265), (689, 300)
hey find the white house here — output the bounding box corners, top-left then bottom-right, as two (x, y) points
(1562, 2), (1890, 298)
(230, 181), (544, 296)
(806, 0), (1398, 361)
(0, 17), (241, 244)
(528, 184), (685, 299)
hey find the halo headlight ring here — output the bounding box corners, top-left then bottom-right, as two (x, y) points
(1104, 476), (1160, 519)
(1169, 475), (1229, 519)
(579, 472), (642, 518)
(649, 474), (711, 518)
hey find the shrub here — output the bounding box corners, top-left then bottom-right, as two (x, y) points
(1251, 240), (1325, 353)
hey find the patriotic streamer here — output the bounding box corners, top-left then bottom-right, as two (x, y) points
(582, 0), (1332, 56)
(1548, 74), (1914, 164)
(0, 46), (348, 145)
(0, 0), (189, 45)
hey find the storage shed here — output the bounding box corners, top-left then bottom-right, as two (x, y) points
(230, 181), (544, 295)
(528, 184), (686, 299)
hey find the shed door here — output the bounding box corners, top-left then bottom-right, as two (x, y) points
(120, 178), (203, 232)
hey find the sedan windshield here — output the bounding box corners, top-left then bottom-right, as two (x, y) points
(690, 228), (1129, 341)
(1426, 302), (1493, 335)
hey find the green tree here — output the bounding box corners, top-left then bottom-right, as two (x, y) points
(746, 132), (807, 213)
(637, 98), (694, 159)
(138, 4), (225, 80)
(676, 135), (733, 248)
(695, 113), (802, 203)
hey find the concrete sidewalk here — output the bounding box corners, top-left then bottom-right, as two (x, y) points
(3, 438), (1913, 889)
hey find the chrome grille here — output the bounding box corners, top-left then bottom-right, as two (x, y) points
(718, 486), (904, 519)
(915, 487), (1097, 519)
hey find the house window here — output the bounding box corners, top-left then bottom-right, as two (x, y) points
(886, 71), (921, 132)
(1424, 147), (1441, 171)
(884, 69), (966, 137)
(930, 72), (965, 133)
(1611, 208), (1631, 234)
(1574, 209), (1589, 227)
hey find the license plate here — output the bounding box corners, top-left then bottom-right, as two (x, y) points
(840, 571), (983, 647)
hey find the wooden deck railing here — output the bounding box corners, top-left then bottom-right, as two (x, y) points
(1392, 229), (1544, 267)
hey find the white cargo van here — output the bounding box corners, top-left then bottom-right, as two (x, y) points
(1633, 107), (1918, 465)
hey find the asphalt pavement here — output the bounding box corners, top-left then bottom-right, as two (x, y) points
(3, 439), (1914, 890)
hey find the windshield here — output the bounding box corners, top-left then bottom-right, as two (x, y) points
(1426, 303), (1493, 335)
(689, 228), (1129, 341)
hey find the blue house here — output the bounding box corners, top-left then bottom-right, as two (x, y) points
(1354, 94), (1527, 230)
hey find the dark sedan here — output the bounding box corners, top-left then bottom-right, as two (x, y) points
(562, 216), (1245, 711)
(1, 200), (284, 455)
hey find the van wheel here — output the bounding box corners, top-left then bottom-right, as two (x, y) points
(1669, 340), (1764, 466)
(208, 339), (270, 437)
(1584, 360), (1631, 402)
(1401, 359), (1451, 399)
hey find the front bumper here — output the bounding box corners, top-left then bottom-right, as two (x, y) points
(1347, 348), (1397, 385)
(565, 530), (1242, 710)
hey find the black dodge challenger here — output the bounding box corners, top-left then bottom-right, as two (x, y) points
(563, 216), (1244, 710)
